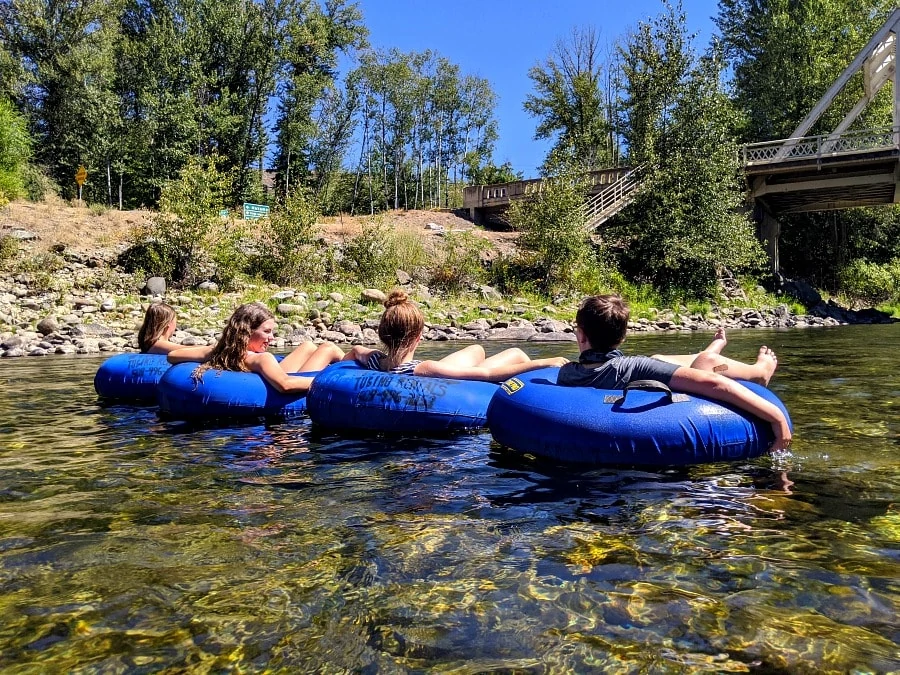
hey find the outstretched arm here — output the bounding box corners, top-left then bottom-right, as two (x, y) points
(669, 367), (792, 451)
(247, 352), (314, 394)
(167, 345), (214, 364)
(415, 356), (568, 382)
(342, 345), (377, 365)
(147, 339), (190, 355)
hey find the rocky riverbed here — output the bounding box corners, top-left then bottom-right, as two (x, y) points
(0, 243), (893, 359)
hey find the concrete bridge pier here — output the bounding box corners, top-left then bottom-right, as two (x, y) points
(753, 202), (780, 273)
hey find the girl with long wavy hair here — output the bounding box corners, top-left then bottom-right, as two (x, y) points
(169, 302), (343, 393)
(343, 289), (567, 381)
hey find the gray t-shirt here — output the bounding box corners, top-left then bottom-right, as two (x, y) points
(557, 349), (680, 389)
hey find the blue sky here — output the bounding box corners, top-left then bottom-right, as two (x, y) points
(354, 0), (721, 178)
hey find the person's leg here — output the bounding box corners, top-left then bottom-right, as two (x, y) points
(480, 347), (531, 367)
(281, 342), (343, 372)
(437, 344), (486, 367)
(689, 346), (778, 386)
(651, 328), (728, 366)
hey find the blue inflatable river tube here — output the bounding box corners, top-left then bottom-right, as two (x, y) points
(487, 367), (792, 466)
(157, 363), (317, 420)
(94, 353), (172, 402)
(306, 361), (499, 434)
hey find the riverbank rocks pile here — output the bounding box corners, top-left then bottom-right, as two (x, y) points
(0, 251), (894, 358)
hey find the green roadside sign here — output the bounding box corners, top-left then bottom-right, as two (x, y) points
(243, 203), (270, 220)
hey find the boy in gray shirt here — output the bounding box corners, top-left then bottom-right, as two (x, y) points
(558, 294), (792, 451)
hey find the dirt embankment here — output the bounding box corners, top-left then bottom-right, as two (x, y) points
(0, 199), (518, 257)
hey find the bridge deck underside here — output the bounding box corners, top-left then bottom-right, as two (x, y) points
(746, 150), (900, 214)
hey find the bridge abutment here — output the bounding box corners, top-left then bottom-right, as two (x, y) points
(753, 203), (780, 273)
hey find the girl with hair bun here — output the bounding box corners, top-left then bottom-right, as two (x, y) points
(343, 289), (567, 381)
(168, 302), (344, 393)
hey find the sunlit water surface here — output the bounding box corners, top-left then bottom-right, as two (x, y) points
(0, 327), (898, 673)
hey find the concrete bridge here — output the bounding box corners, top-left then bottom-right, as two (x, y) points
(465, 8), (900, 272)
(462, 166), (640, 230)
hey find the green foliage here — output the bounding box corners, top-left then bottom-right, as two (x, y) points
(0, 98), (31, 202)
(506, 167), (596, 293)
(10, 251), (65, 291)
(338, 49), (502, 213)
(838, 258), (900, 305)
(780, 207), (900, 291)
(716, 0), (893, 142)
(21, 164), (59, 201)
(613, 2), (765, 298)
(340, 220), (401, 286)
(0, 235), (18, 263)
(130, 157), (235, 287)
(392, 229), (430, 276)
(524, 27), (619, 172)
(208, 219), (250, 291)
(716, 1), (897, 288)
(465, 160), (521, 185)
(254, 189), (324, 286)
(428, 230), (489, 292)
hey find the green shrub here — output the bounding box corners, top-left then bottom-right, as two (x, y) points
(341, 220), (400, 286)
(0, 98), (31, 202)
(506, 168), (596, 294)
(117, 239), (169, 276)
(128, 157), (234, 287)
(838, 259), (899, 305)
(21, 164), (59, 201)
(489, 252), (545, 296)
(428, 230), (489, 292)
(0, 235), (17, 263)
(209, 219), (250, 291)
(253, 189), (323, 285)
(15, 251), (64, 275)
(89, 202), (109, 216)
(393, 229), (430, 278)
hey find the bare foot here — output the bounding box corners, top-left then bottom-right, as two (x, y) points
(753, 346), (778, 386)
(705, 328), (727, 355)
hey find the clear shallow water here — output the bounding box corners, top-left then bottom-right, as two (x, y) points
(0, 327), (898, 673)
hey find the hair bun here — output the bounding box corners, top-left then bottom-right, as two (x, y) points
(384, 289), (409, 308)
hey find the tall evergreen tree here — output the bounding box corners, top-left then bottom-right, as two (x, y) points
(612, 1), (763, 297)
(716, 0), (895, 142)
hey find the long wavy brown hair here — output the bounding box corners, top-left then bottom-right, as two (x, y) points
(378, 289), (424, 360)
(137, 302), (176, 353)
(193, 302), (274, 381)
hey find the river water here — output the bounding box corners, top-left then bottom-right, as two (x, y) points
(0, 326), (898, 673)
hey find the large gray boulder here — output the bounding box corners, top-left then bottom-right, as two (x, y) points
(142, 277), (166, 296)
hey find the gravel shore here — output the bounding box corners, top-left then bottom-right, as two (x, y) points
(0, 245), (893, 359)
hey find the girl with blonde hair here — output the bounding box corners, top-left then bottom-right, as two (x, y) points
(343, 289), (567, 381)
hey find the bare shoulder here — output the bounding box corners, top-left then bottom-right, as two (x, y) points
(245, 351), (277, 370)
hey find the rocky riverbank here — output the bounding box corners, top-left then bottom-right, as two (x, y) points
(0, 244), (894, 359)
